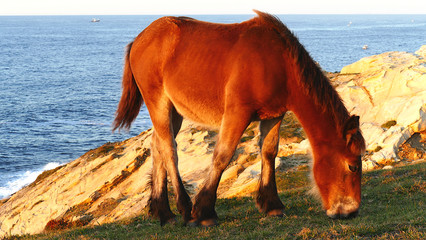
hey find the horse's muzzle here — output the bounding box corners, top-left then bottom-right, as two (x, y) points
(327, 209), (359, 219)
(326, 197), (360, 220)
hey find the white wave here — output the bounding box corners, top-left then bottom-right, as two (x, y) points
(0, 162), (61, 200)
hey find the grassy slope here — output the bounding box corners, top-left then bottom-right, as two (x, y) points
(14, 162), (425, 240)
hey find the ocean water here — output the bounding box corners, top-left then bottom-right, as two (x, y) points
(0, 14), (425, 199)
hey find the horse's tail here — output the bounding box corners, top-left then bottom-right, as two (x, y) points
(113, 42), (143, 131)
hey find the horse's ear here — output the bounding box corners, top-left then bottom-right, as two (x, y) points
(343, 115), (360, 145)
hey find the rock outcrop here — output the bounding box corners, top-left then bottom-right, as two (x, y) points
(0, 46), (425, 238)
(334, 45), (426, 169)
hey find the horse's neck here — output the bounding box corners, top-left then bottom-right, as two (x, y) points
(288, 89), (343, 148)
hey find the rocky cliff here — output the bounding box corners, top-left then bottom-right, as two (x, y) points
(335, 45), (426, 168)
(0, 46), (425, 238)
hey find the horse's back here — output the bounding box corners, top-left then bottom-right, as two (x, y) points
(130, 15), (289, 126)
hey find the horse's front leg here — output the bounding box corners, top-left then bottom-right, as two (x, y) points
(190, 113), (252, 227)
(256, 117), (285, 217)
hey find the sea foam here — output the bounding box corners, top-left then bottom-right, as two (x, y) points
(0, 162), (61, 200)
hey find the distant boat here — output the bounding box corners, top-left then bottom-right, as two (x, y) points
(91, 18), (100, 23)
(362, 45), (368, 50)
(348, 21), (352, 27)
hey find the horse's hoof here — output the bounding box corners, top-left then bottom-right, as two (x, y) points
(187, 218), (217, 227)
(200, 218), (218, 227)
(187, 219), (199, 227)
(160, 217), (177, 226)
(267, 209), (284, 217)
(167, 217), (178, 225)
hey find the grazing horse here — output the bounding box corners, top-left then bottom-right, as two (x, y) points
(113, 10), (365, 226)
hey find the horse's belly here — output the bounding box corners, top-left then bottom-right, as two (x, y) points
(168, 91), (224, 127)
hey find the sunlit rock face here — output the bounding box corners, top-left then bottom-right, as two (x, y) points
(335, 45), (426, 168)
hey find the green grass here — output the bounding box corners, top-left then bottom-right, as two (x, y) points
(13, 162), (425, 240)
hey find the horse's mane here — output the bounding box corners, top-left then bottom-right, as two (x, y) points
(254, 10), (350, 134)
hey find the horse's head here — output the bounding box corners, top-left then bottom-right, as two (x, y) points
(310, 115), (365, 219)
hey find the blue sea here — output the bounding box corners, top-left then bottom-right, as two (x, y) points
(0, 14), (425, 199)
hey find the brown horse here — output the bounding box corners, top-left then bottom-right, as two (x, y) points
(113, 10), (365, 226)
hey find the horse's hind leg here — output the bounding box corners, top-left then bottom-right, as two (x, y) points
(191, 112), (252, 226)
(149, 103), (192, 225)
(167, 108), (192, 223)
(150, 129), (175, 225)
(256, 117), (285, 217)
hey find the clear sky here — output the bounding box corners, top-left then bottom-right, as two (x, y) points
(1, 0), (425, 15)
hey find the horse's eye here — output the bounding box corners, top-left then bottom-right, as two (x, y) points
(349, 164), (359, 172)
